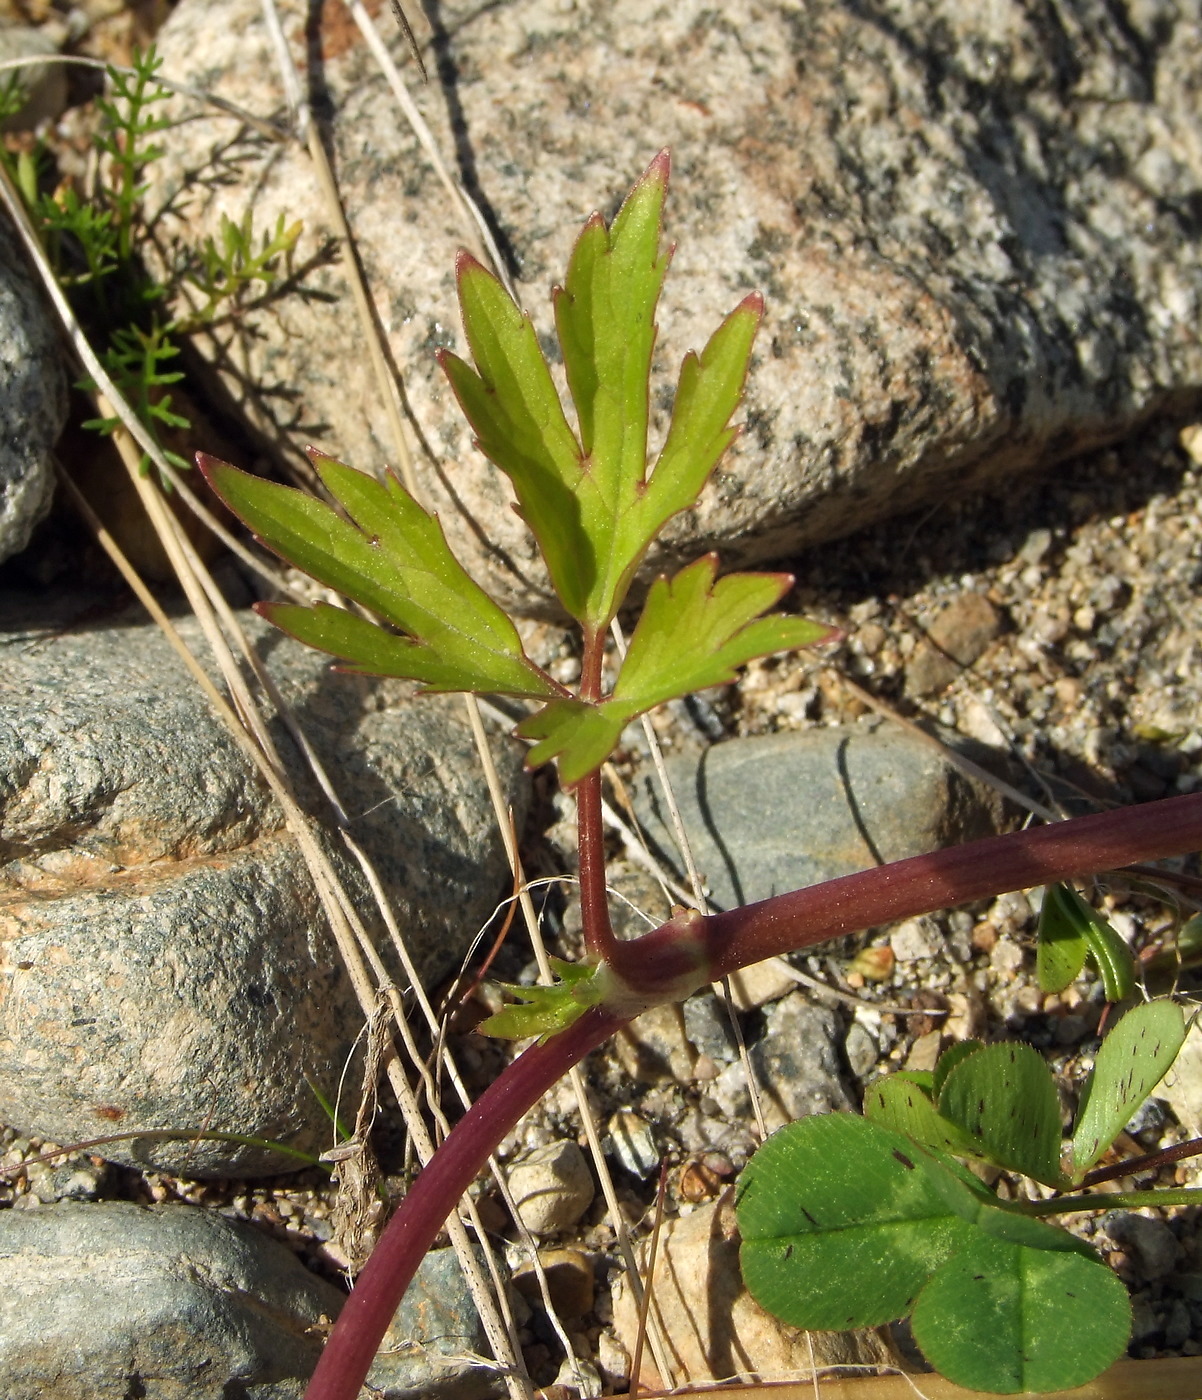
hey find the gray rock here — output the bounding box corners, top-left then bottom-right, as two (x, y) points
(373, 1245), (496, 1400)
(0, 220), (65, 564)
(889, 915), (946, 962)
(0, 1200), (494, 1400)
(0, 1200), (341, 1399)
(0, 606), (527, 1175)
(144, 0), (1202, 617)
(606, 1108), (659, 1179)
(682, 991), (738, 1066)
(844, 1021), (879, 1080)
(507, 1139), (594, 1235)
(631, 722), (1007, 912)
(1104, 1210), (1180, 1281)
(750, 994), (854, 1134)
(0, 23), (68, 131)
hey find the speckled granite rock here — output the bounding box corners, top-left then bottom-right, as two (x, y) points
(0, 603), (527, 1175)
(630, 721), (1008, 912)
(0, 221), (65, 564)
(144, 0), (1202, 615)
(0, 1201), (496, 1400)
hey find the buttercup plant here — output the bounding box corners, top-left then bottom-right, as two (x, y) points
(200, 154), (1202, 1398)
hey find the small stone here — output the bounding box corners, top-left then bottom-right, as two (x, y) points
(848, 945), (895, 982)
(508, 1141), (594, 1236)
(726, 957), (796, 1010)
(905, 594), (1003, 697)
(990, 937), (1026, 978)
(905, 1030), (944, 1074)
(677, 1159), (725, 1204)
(746, 994), (855, 1134)
(889, 916), (945, 962)
(611, 1195), (897, 1386)
(1180, 424), (1202, 466)
(606, 1109), (660, 1179)
(554, 1356), (602, 1399)
(682, 992), (738, 1065)
(1158, 1020), (1202, 1138)
(614, 1004), (695, 1084)
(1104, 1212), (1180, 1281)
(596, 1330), (630, 1387)
(512, 1248), (594, 1319)
(972, 922), (999, 953)
(844, 1022), (878, 1079)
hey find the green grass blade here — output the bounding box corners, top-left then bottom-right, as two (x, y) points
(1070, 998), (1186, 1178)
(937, 1043), (1065, 1187)
(911, 1236), (1129, 1394)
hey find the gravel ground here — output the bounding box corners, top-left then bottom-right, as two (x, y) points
(6, 419), (1202, 1390)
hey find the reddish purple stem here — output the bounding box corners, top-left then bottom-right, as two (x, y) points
(304, 1006), (624, 1400)
(305, 789), (1202, 1400)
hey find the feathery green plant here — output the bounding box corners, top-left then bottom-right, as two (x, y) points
(1, 47), (301, 480)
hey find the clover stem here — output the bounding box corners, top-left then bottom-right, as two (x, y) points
(1079, 1135), (1202, 1188)
(576, 627), (618, 961)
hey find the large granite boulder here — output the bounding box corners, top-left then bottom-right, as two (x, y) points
(0, 601), (527, 1174)
(144, 0), (1202, 614)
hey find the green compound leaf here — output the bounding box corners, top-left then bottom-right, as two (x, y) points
(478, 958), (605, 1044)
(911, 1235), (1130, 1394)
(517, 556), (833, 781)
(1037, 883), (1136, 1001)
(936, 1042), (1066, 1188)
(864, 1072), (985, 1162)
(737, 1114), (980, 1330)
(932, 1039), (984, 1099)
(200, 453), (560, 699)
(1035, 884), (1090, 993)
(441, 151), (763, 631)
(1070, 998), (1187, 1179)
